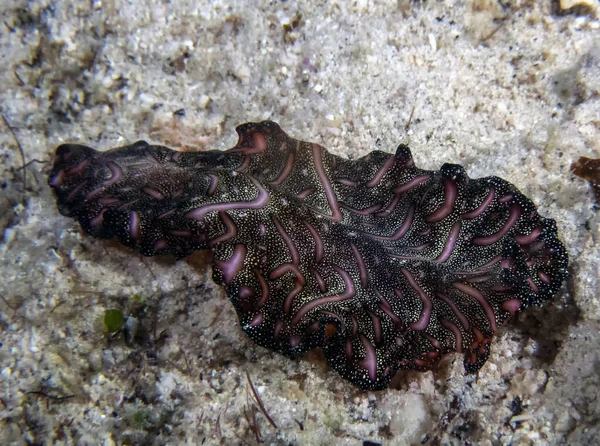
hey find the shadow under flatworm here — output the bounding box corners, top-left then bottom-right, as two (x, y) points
(48, 121), (568, 390)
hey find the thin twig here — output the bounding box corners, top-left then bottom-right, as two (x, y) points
(246, 371), (277, 429)
(249, 405), (262, 443)
(24, 389), (76, 402)
(2, 114), (27, 190)
(405, 104), (416, 132)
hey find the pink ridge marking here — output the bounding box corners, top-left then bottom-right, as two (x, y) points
(283, 281), (305, 315)
(454, 256), (502, 275)
(98, 197), (120, 205)
(367, 157), (396, 187)
(426, 179), (457, 223)
(452, 282), (497, 333)
(538, 271), (551, 284)
(376, 193), (401, 217)
(367, 311), (382, 344)
(258, 223), (266, 236)
(65, 160), (90, 176)
(527, 277), (538, 293)
(435, 221), (461, 263)
(273, 216), (300, 264)
(402, 268), (433, 331)
(211, 212), (237, 246)
(66, 180), (89, 201)
(366, 205), (415, 241)
(425, 334), (441, 350)
(273, 319), (283, 339)
(515, 227), (541, 245)
(254, 271), (270, 306)
(269, 152), (295, 185)
(462, 188), (495, 219)
(360, 335), (377, 382)
(103, 161), (122, 186)
(499, 194), (513, 203)
(351, 315), (359, 337)
(345, 339), (353, 360)
(249, 313), (264, 327)
(340, 203), (383, 216)
(501, 259), (515, 269)
(239, 286), (254, 299)
(85, 161), (124, 200)
(207, 174), (219, 196)
(228, 132), (267, 155)
(304, 222), (324, 263)
(526, 258), (536, 267)
(393, 175), (431, 194)
(295, 187), (315, 199)
(235, 155), (251, 173)
(168, 230), (192, 237)
(441, 319), (463, 352)
(436, 292), (470, 330)
(129, 211), (140, 239)
(490, 285), (513, 292)
(350, 243), (369, 286)
(269, 264), (304, 281)
(473, 205), (521, 246)
(314, 270), (327, 293)
(214, 244), (247, 285)
(501, 298), (521, 317)
(335, 178), (358, 187)
(172, 188), (183, 198)
(90, 209), (106, 227)
(49, 170), (64, 186)
(185, 176), (270, 220)
(311, 143), (344, 222)
(117, 199), (138, 211)
(405, 243), (431, 251)
(153, 239), (168, 251)
(292, 266), (355, 325)
(289, 335), (301, 347)
(157, 209), (177, 220)
(142, 186), (165, 200)
(463, 275), (493, 283)
(377, 294), (405, 329)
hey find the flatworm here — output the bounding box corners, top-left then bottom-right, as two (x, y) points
(48, 121), (568, 390)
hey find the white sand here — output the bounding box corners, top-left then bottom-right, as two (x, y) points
(1, 0), (599, 444)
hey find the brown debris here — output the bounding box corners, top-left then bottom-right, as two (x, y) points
(571, 156), (600, 203)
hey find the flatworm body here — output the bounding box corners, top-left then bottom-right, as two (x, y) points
(48, 121), (568, 390)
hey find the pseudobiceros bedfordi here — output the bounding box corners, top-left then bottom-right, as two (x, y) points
(48, 121), (568, 390)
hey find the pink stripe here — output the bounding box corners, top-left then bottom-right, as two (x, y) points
(436, 292), (470, 330)
(426, 179), (457, 223)
(366, 205), (414, 241)
(441, 319), (463, 352)
(453, 282), (497, 333)
(366, 157), (395, 187)
(393, 175), (431, 194)
(305, 222), (324, 263)
(463, 189), (495, 219)
(402, 268), (433, 331)
(214, 244), (246, 285)
(269, 152), (295, 185)
(292, 266), (355, 325)
(434, 221), (461, 263)
(185, 176), (270, 220)
(350, 243), (369, 286)
(142, 186), (165, 200)
(210, 212), (237, 246)
(515, 227), (541, 245)
(360, 335), (377, 382)
(312, 143), (344, 222)
(473, 205), (521, 246)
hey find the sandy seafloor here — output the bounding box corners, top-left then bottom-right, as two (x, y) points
(1, 0), (599, 445)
